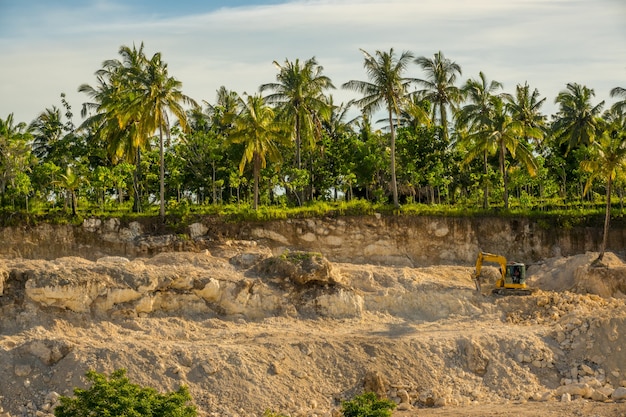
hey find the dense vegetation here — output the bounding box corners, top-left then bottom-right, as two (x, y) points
(1, 43), (625, 256)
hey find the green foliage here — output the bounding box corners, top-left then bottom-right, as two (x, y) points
(341, 392), (396, 417)
(54, 369), (197, 417)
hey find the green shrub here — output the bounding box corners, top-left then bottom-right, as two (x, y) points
(54, 369), (197, 417)
(341, 392), (396, 417)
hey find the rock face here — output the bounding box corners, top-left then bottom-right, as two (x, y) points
(0, 215), (624, 265)
(0, 251), (361, 321)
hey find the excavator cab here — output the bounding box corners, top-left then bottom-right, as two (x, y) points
(505, 263), (526, 285)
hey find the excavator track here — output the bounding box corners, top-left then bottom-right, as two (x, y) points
(491, 288), (536, 296)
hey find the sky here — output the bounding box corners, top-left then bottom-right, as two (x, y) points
(1, 0), (625, 127)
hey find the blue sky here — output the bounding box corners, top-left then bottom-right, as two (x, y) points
(1, 0), (625, 125)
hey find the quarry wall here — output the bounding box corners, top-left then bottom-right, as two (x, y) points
(0, 215), (624, 265)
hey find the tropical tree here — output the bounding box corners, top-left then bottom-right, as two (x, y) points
(343, 48), (416, 208)
(461, 96), (539, 209)
(0, 114), (33, 205)
(29, 106), (64, 161)
(261, 57), (334, 169)
(414, 51), (463, 142)
(79, 43), (197, 217)
(53, 166), (86, 216)
(610, 83), (626, 114)
(131, 50), (198, 218)
(227, 94), (289, 210)
(506, 82), (546, 145)
(78, 43), (148, 212)
(580, 108), (626, 262)
(552, 82), (604, 153)
(456, 72), (507, 208)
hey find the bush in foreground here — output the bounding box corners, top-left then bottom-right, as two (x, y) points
(341, 392), (397, 417)
(54, 369), (197, 417)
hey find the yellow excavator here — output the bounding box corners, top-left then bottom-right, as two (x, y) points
(472, 252), (534, 296)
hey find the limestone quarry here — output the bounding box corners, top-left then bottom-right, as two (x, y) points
(0, 215), (625, 417)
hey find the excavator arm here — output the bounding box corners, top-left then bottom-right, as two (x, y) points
(472, 252), (507, 292)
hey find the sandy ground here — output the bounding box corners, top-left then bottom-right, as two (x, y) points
(1, 247), (626, 417)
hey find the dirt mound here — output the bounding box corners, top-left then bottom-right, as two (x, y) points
(527, 252), (626, 298)
(0, 248), (625, 417)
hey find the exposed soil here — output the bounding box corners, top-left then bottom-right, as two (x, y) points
(0, 244), (625, 417)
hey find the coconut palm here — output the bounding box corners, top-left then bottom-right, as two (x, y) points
(580, 108), (626, 262)
(79, 43), (197, 217)
(610, 84), (626, 114)
(397, 93), (431, 130)
(132, 51), (198, 218)
(227, 94), (289, 210)
(0, 114), (32, 199)
(343, 48), (416, 208)
(29, 107), (64, 160)
(78, 43), (148, 212)
(414, 51), (463, 142)
(552, 82), (604, 153)
(456, 72), (508, 208)
(462, 96), (539, 209)
(260, 57), (335, 170)
(53, 166), (86, 216)
(457, 72), (507, 130)
(506, 82), (546, 145)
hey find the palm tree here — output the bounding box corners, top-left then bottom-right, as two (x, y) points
(79, 43), (197, 217)
(0, 114), (33, 204)
(260, 57), (335, 170)
(227, 94), (289, 210)
(397, 93), (431, 130)
(456, 72), (508, 208)
(552, 82), (604, 153)
(610, 84), (626, 114)
(29, 107), (64, 161)
(462, 96), (539, 209)
(414, 51), (463, 142)
(132, 51), (198, 219)
(343, 48), (416, 208)
(580, 108), (626, 262)
(506, 82), (546, 145)
(79, 43), (148, 212)
(53, 166), (85, 216)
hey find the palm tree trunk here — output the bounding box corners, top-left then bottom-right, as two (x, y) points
(500, 142), (509, 209)
(483, 151), (489, 209)
(295, 116), (305, 206)
(253, 152), (260, 210)
(71, 190), (77, 216)
(389, 108), (399, 208)
(159, 121), (165, 219)
(598, 177), (612, 262)
(133, 147), (142, 213)
(212, 161), (217, 204)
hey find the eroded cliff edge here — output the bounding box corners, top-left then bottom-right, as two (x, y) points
(0, 215), (623, 265)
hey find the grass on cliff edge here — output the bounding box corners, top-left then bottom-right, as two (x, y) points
(1, 198), (622, 232)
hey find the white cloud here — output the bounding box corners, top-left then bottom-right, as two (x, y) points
(1, 0), (624, 124)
